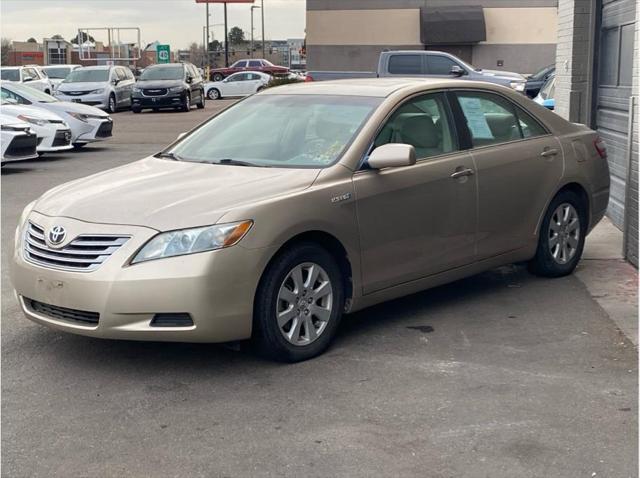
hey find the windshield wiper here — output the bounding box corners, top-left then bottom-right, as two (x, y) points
(154, 151), (183, 161)
(212, 158), (267, 167)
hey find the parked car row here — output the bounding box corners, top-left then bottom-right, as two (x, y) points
(0, 81), (113, 165)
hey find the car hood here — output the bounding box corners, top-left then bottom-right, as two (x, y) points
(33, 156), (322, 231)
(57, 81), (107, 92)
(477, 69), (525, 80)
(37, 101), (110, 117)
(136, 79), (184, 89)
(0, 103), (65, 122)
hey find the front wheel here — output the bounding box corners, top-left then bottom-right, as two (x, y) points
(132, 105), (142, 114)
(197, 90), (205, 109)
(212, 73), (224, 82)
(182, 94), (191, 112)
(107, 94), (116, 113)
(528, 190), (587, 277)
(72, 143), (86, 149)
(253, 243), (345, 362)
(207, 88), (220, 100)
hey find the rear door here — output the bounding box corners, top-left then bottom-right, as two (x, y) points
(354, 91), (477, 293)
(384, 53), (427, 78)
(451, 90), (563, 259)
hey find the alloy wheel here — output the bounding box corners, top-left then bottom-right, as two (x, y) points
(109, 96), (116, 113)
(276, 262), (333, 346)
(548, 203), (580, 264)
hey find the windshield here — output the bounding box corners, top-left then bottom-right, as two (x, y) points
(2, 82), (57, 103)
(64, 69), (109, 83)
(169, 94), (381, 168)
(540, 76), (556, 99)
(531, 65), (554, 80)
(139, 66), (183, 80)
(0, 69), (20, 81)
(43, 66), (72, 79)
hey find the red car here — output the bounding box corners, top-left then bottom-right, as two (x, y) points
(209, 59), (289, 81)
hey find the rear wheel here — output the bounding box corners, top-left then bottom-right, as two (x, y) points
(528, 190), (587, 277)
(212, 73), (224, 82)
(254, 243), (345, 362)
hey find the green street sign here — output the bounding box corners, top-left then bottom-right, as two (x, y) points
(156, 44), (170, 63)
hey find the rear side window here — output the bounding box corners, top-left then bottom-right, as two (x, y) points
(388, 55), (424, 75)
(427, 56), (458, 75)
(248, 60), (262, 68)
(374, 92), (458, 159)
(455, 91), (546, 147)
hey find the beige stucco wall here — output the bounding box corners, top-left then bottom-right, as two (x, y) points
(482, 7), (558, 44)
(306, 9), (421, 45)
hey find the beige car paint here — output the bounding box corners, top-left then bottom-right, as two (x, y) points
(12, 78), (610, 343)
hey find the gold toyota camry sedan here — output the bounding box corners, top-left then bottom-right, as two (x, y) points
(12, 78), (610, 362)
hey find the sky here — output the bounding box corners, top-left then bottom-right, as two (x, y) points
(1, 0), (306, 49)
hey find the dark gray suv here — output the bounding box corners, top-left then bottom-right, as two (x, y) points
(131, 62), (205, 113)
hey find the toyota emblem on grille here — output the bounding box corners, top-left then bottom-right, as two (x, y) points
(48, 225), (66, 245)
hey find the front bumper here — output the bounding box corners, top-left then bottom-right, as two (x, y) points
(72, 118), (113, 144)
(37, 127), (73, 152)
(131, 93), (184, 109)
(2, 131), (38, 162)
(12, 212), (273, 343)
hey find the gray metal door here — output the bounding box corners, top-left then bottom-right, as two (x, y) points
(595, 0), (637, 229)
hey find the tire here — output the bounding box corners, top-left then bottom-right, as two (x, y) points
(207, 88), (220, 100)
(72, 143), (86, 149)
(44, 89), (51, 95)
(107, 94), (116, 113)
(253, 242), (345, 362)
(197, 90), (205, 109)
(212, 73), (224, 82)
(182, 94), (191, 112)
(132, 106), (142, 113)
(528, 190), (587, 277)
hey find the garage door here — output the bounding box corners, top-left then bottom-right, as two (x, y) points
(595, 0), (636, 230)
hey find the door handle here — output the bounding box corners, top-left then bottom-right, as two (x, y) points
(450, 168), (475, 179)
(540, 148), (559, 158)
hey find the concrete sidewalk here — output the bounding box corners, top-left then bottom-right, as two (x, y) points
(577, 217), (638, 345)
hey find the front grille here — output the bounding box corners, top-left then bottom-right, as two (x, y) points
(96, 121), (113, 138)
(5, 133), (37, 158)
(25, 298), (99, 325)
(24, 222), (130, 272)
(65, 90), (91, 96)
(52, 130), (71, 147)
(142, 88), (167, 96)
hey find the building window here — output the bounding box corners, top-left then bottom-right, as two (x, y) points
(599, 22), (635, 87)
(619, 23), (634, 86)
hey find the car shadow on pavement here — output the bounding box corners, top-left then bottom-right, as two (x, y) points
(19, 264), (535, 372)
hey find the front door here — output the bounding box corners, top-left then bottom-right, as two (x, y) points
(354, 92), (477, 294)
(452, 90), (564, 259)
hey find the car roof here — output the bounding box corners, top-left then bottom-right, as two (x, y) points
(260, 78), (486, 98)
(1, 66), (21, 70)
(80, 65), (112, 70)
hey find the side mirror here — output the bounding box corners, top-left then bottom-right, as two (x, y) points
(367, 144), (416, 170)
(177, 132), (188, 140)
(112, 78), (120, 85)
(449, 65), (465, 77)
(186, 76), (193, 84)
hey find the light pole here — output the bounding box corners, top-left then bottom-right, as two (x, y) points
(251, 5), (261, 59)
(261, 0), (265, 59)
(205, 2), (210, 68)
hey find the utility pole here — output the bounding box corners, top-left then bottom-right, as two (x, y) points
(261, 0), (265, 59)
(251, 5), (261, 59)
(205, 2), (210, 68)
(224, 2), (229, 67)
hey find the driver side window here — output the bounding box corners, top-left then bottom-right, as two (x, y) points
(373, 92), (458, 160)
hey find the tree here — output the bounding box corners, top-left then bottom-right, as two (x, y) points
(208, 39), (221, 52)
(51, 34), (64, 39)
(228, 27), (245, 45)
(27, 37), (37, 43)
(1, 38), (12, 65)
(70, 31), (95, 44)
(188, 42), (205, 67)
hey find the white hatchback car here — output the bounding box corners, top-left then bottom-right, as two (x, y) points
(0, 113), (38, 165)
(1, 81), (113, 149)
(0, 102), (72, 153)
(0, 66), (53, 94)
(204, 71), (270, 100)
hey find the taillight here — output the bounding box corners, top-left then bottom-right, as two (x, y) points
(594, 136), (607, 159)
(305, 74), (314, 82)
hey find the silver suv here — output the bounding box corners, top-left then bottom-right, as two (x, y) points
(54, 65), (135, 113)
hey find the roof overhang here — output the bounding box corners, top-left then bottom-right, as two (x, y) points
(421, 6), (486, 45)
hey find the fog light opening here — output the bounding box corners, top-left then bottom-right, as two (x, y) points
(150, 313), (194, 328)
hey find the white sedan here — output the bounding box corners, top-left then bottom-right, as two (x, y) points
(204, 71), (270, 100)
(0, 114), (38, 165)
(1, 103), (72, 153)
(1, 81), (112, 149)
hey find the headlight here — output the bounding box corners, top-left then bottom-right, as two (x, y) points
(168, 86), (183, 93)
(67, 112), (107, 123)
(133, 87), (142, 93)
(1, 124), (29, 132)
(131, 220), (253, 264)
(16, 115), (47, 126)
(91, 89), (105, 94)
(510, 81), (526, 92)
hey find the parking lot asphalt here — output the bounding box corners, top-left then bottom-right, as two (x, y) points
(1, 104), (637, 478)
